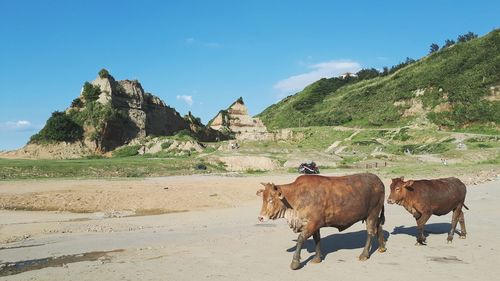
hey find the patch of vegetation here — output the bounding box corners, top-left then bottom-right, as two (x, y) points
(29, 111), (83, 143)
(352, 139), (380, 146)
(203, 146), (217, 153)
(69, 101), (127, 142)
(386, 143), (451, 155)
(112, 145), (141, 157)
(160, 140), (174, 150)
(392, 127), (411, 141)
(0, 157), (225, 180)
(244, 169), (267, 174)
(170, 129), (196, 141)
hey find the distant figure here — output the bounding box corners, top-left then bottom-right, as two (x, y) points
(441, 158), (448, 165)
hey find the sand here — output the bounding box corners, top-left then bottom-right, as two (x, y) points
(0, 174), (499, 280)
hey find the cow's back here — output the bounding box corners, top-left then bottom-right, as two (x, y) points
(289, 173), (384, 229)
(413, 177), (466, 215)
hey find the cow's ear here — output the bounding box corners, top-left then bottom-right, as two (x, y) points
(260, 182), (267, 187)
(404, 180), (414, 191)
(399, 176), (404, 181)
(256, 189), (264, 196)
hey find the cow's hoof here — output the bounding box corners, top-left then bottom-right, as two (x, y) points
(459, 235), (466, 239)
(447, 236), (453, 244)
(290, 260), (301, 270)
(378, 246), (387, 253)
(310, 256), (322, 264)
(358, 255), (369, 261)
(415, 241), (426, 246)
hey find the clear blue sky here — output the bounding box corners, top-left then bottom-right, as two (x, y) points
(0, 0), (498, 150)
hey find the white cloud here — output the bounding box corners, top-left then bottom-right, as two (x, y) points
(0, 120), (40, 132)
(273, 60), (362, 94)
(176, 95), (193, 106)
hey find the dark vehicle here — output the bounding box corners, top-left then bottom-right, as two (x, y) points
(298, 162), (320, 174)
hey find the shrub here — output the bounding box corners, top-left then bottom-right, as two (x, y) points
(98, 68), (110, 79)
(161, 140), (174, 149)
(71, 98), (83, 108)
(82, 82), (101, 102)
(30, 111), (83, 143)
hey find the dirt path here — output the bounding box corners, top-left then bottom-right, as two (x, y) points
(0, 177), (499, 280)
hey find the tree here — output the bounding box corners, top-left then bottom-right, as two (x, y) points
(98, 68), (110, 79)
(429, 43), (439, 54)
(356, 68), (380, 80)
(382, 66), (389, 76)
(82, 82), (101, 102)
(442, 39), (455, 49)
(30, 111), (83, 143)
(457, 31), (478, 43)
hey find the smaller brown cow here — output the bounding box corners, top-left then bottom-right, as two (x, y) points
(257, 173), (386, 270)
(387, 176), (468, 245)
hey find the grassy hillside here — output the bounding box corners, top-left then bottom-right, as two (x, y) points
(259, 30), (500, 132)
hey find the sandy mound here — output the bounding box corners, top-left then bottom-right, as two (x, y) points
(1, 142), (95, 159)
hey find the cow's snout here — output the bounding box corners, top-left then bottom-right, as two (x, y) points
(387, 198), (395, 204)
(258, 216), (264, 222)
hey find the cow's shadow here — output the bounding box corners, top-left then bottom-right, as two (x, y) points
(391, 222), (452, 238)
(286, 229), (390, 266)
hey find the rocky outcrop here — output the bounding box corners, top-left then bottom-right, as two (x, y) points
(209, 97), (268, 140)
(184, 112), (230, 142)
(87, 75), (190, 150)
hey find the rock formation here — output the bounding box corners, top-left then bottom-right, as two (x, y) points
(184, 112), (229, 142)
(209, 97), (268, 140)
(74, 73), (190, 151)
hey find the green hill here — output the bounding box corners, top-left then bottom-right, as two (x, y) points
(258, 30), (500, 132)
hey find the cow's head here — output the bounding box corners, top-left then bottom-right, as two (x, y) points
(387, 176), (414, 205)
(257, 182), (287, 222)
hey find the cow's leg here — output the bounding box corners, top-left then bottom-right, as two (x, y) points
(447, 205), (462, 243)
(458, 210), (467, 239)
(415, 213), (431, 245)
(311, 230), (322, 263)
(359, 216), (377, 261)
(290, 232), (306, 270)
(377, 223), (386, 253)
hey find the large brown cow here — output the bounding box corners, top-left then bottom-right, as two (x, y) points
(257, 173), (386, 270)
(387, 176), (468, 245)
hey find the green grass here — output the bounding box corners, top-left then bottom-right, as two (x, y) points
(112, 145), (141, 157)
(259, 29), (500, 130)
(0, 157), (225, 180)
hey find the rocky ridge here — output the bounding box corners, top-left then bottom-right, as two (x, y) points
(209, 97), (268, 140)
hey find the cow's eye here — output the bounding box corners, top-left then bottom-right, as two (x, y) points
(395, 187), (401, 191)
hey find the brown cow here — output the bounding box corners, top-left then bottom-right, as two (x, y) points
(387, 176), (468, 245)
(257, 173), (386, 270)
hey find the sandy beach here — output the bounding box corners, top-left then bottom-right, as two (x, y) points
(0, 174), (499, 280)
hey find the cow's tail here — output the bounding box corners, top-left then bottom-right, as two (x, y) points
(463, 204), (469, 210)
(378, 205), (385, 226)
